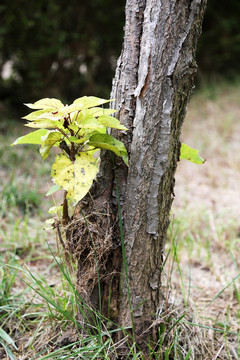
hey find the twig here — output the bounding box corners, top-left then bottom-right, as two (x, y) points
(56, 223), (66, 250)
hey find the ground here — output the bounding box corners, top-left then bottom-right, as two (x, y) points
(0, 81), (240, 359)
(170, 81), (240, 358)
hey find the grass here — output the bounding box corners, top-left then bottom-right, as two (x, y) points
(0, 80), (240, 358)
(169, 81), (240, 358)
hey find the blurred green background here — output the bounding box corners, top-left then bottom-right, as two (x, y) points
(0, 0), (239, 115)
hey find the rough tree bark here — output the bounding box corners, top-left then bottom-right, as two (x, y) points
(111, 0), (207, 346)
(73, 0), (207, 354)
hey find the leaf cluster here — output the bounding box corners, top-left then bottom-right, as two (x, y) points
(12, 96), (128, 209)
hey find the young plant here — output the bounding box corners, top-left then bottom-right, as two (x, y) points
(12, 96), (128, 224)
(11, 96), (205, 226)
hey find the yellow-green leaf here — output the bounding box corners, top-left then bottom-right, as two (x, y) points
(11, 129), (48, 146)
(46, 184), (61, 196)
(51, 153), (98, 204)
(40, 131), (63, 160)
(69, 136), (88, 144)
(24, 98), (64, 110)
(48, 205), (63, 214)
(41, 130), (62, 143)
(73, 96), (112, 109)
(97, 115), (128, 130)
(83, 108), (117, 117)
(88, 134), (128, 165)
(37, 111), (64, 121)
(68, 124), (79, 133)
(39, 145), (52, 160)
(180, 143), (205, 164)
(25, 119), (61, 129)
(76, 116), (105, 130)
(22, 110), (51, 121)
(70, 110), (84, 124)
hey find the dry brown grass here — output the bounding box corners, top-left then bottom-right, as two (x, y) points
(1, 81), (240, 359)
(170, 82), (240, 358)
(175, 82), (240, 217)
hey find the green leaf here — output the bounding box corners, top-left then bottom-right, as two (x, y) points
(180, 143), (205, 164)
(83, 107), (117, 117)
(68, 124), (79, 133)
(46, 184), (61, 196)
(76, 116), (105, 130)
(69, 136), (88, 144)
(70, 111), (107, 137)
(40, 131), (63, 160)
(22, 110), (51, 121)
(25, 119), (61, 129)
(70, 111), (84, 125)
(88, 134), (128, 165)
(85, 147), (100, 157)
(39, 145), (51, 161)
(97, 115), (128, 130)
(76, 116), (97, 128)
(36, 112), (64, 121)
(48, 205), (63, 214)
(11, 129), (48, 146)
(24, 98), (64, 110)
(120, 153), (129, 166)
(41, 130), (62, 143)
(73, 96), (112, 110)
(51, 153), (98, 204)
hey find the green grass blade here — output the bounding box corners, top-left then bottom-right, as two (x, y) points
(0, 340), (16, 360)
(181, 320), (239, 335)
(184, 348), (192, 360)
(0, 328), (18, 350)
(203, 272), (240, 310)
(166, 313), (186, 338)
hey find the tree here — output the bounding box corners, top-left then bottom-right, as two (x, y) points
(68, 0), (207, 355)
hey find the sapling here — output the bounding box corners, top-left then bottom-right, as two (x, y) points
(12, 96), (129, 225)
(12, 96), (205, 226)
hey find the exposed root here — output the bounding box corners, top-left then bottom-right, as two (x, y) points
(55, 196), (121, 322)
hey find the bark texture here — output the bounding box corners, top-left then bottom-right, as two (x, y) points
(73, 0), (207, 353)
(110, 0), (207, 349)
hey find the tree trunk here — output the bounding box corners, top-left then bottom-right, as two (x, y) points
(74, 0), (207, 354)
(111, 0), (207, 350)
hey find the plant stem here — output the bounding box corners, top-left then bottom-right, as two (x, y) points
(62, 191), (70, 225)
